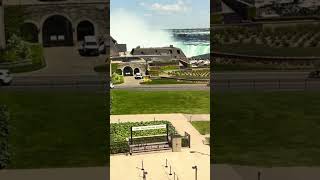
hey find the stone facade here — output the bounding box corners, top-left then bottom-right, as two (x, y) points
(112, 58), (147, 76)
(3, 0), (109, 46)
(0, 0), (5, 49)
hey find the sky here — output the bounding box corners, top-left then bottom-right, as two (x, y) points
(111, 0), (210, 29)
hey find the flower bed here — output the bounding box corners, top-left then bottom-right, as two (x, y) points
(168, 69), (210, 80)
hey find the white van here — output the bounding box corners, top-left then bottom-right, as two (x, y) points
(79, 36), (99, 56)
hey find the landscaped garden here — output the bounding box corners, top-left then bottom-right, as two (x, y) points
(212, 91), (320, 166)
(213, 23), (320, 56)
(0, 35), (45, 73)
(0, 91), (107, 169)
(111, 90), (210, 115)
(168, 69), (210, 80)
(110, 121), (177, 154)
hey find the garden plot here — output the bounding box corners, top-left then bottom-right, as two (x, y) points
(168, 69), (210, 80)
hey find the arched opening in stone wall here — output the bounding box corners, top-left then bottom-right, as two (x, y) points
(20, 23), (39, 43)
(42, 15), (73, 47)
(134, 68), (140, 75)
(123, 66), (133, 76)
(77, 20), (95, 41)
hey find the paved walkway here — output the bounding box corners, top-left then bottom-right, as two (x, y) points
(110, 114), (210, 180)
(15, 47), (105, 76)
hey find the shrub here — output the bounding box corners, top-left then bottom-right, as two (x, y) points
(0, 106), (10, 169)
(111, 64), (118, 73)
(110, 121), (178, 154)
(111, 73), (124, 84)
(3, 34), (32, 62)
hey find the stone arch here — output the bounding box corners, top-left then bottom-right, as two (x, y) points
(123, 66), (133, 76)
(134, 68), (140, 74)
(41, 13), (74, 47)
(75, 18), (97, 41)
(20, 22), (39, 43)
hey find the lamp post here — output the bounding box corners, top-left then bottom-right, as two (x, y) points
(143, 170), (148, 180)
(0, 0), (6, 50)
(192, 165), (198, 180)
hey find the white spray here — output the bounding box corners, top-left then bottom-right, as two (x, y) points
(110, 9), (210, 57)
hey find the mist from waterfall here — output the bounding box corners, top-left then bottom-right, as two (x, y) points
(111, 9), (210, 58)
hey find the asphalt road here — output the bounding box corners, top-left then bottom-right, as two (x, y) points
(3, 71), (320, 91)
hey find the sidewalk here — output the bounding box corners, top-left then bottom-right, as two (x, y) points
(110, 113), (210, 180)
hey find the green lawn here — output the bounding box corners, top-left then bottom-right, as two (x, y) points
(111, 90), (210, 115)
(191, 121), (210, 135)
(0, 91), (107, 169)
(213, 91), (320, 166)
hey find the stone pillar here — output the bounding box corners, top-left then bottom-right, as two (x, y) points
(171, 136), (182, 152)
(0, 0), (6, 50)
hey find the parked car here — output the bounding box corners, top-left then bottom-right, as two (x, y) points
(98, 39), (106, 54)
(308, 70), (320, 78)
(78, 36), (100, 56)
(125, 72), (132, 76)
(135, 73), (143, 79)
(110, 82), (115, 89)
(0, 69), (12, 85)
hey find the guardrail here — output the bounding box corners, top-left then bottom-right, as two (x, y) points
(212, 78), (320, 90)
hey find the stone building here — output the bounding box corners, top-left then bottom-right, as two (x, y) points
(3, 0), (109, 47)
(0, 0), (5, 49)
(131, 45), (188, 62)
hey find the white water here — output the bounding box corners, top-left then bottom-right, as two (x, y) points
(111, 9), (210, 58)
(173, 42), (210, 58)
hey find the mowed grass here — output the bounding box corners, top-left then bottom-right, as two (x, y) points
(191, 121), (210, 135)
(213, 91), (320, 166)
(111, 90), (210, 115)
(0, 91), (107, 169)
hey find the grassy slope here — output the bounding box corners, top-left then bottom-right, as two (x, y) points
(191, 121), (210, 135)
(111, 90), (210, 115)
(0, 91), (107, 169)
(213, 91), (320, 166)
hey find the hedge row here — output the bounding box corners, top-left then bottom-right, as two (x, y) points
(110, 121), (177, 154)
(0, 105), (10, 169)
